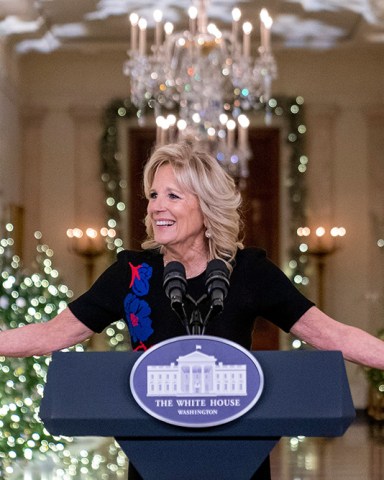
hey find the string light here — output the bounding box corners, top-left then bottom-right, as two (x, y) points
(0, 226), (128, 476)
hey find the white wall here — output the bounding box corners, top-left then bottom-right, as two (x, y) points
(13, 45), (384, 407)
(0, 44), (22, 224)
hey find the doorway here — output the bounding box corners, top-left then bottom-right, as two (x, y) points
(126, 127), (281, 349)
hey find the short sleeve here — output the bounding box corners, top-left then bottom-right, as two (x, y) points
(68, 251), (131, 333)
(233, 248), (315, 332)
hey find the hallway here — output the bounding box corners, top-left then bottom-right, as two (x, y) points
(270, 412), (384, 479)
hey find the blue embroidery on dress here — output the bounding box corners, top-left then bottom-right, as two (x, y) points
(124, 292), (153, 343)
(124, 262), (154, 349)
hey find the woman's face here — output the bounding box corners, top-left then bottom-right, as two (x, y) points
(147, 164), (206, 255)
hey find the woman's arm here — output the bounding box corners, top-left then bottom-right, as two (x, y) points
(0, 307), (94, 357)
(291, 306), (384, 369)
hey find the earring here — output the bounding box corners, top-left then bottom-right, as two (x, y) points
(205, 229), (212, 239)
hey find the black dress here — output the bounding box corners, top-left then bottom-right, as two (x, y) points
(69, 248), (314, 480)
(68, 247), (314, 352)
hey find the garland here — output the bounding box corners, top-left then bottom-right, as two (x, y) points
(99, 96), (309, 289)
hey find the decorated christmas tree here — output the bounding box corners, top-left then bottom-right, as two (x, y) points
(0, 224), (127, 478)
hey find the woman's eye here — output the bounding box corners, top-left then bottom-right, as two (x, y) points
(168, 193), (180, 199)
(149, 192), (157, 199)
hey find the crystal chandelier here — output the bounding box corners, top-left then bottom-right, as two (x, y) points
(123, 0), (277, 181)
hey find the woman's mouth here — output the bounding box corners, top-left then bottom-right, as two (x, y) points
(156, 220), (175, 227)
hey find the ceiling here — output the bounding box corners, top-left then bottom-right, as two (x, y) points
(1, 0), (384, 54)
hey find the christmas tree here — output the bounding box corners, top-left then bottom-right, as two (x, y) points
(0, 224), (128, 478)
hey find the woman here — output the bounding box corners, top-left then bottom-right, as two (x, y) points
(1, 142), (384, 479)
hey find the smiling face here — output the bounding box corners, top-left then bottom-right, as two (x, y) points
(147, 163), (206, 258)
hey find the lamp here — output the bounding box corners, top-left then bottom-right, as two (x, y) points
(123, 0), (277, 182)
(66, 227), (117, 351)
(297, 226), (346, 310)
(66, 227), (113, 287)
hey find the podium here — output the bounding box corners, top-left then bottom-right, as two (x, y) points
(40, 349), (355, 479)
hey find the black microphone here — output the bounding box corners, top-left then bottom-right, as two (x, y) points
(163, 261), (188, 312)
(205, 259), (230, 316)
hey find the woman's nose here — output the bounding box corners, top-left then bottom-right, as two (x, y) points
(149, 196), (166, 212)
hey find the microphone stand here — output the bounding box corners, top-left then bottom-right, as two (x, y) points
(171, 294), (222, 336)
(190, 309), (204, 335)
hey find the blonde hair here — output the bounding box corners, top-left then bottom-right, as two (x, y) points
(141, 142), (244, 268)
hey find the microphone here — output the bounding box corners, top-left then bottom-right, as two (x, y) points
(163, 261), (188, 312)
(205, 259), (230, 316)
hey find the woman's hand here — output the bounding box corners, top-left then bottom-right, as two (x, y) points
(0, 307), (94, 357)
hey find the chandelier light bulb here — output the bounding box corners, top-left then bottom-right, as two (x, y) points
(237, 113), (250, 151)
(153, 10), (163, 23)
(156, 115), (165, 127)
(138, 18), (147, 55)
(227, 119), (236, 130)
(129, 13), (139, 26)
(226, 119), (236, 149)
(315, 227), (326, 237)
(219, 113), (229, 125)
(153, 9), (163, 48)
(177, 119), (187, 131)
(188, 6), (198, 20)
(166, 114), (177, 126)
(207, 23), (215, 35)
(242, 22), (253, 35)
(138, 18), (147, 30)
(260, 8), (273, 51)
(188, 5), (198, 34)
(238, 114), (250, 128)
(242, 21), (252, 57)
(164, 21), (174, 36)
(260, 8), (273, 30)
(232, 8), (241, 22)
(178, 37), (186, 47)
(192, 112), (201, 123)
(129, 12), (139, 52)
(238, 114), (250, 149)
(231, 7), (241, 47)
(207, 23), (222, 38)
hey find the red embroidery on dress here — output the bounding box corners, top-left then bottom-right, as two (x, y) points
(133, 341), (149, 351)
(130, 312), (139, 327)
(129, 262), (142, 288)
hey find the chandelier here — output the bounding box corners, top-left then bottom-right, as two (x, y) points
(123, 0), (277, 182)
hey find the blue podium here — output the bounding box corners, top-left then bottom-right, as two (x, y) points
(40, 350), (355, 479)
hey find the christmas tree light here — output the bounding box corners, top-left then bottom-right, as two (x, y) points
(0, 225), (128, 478)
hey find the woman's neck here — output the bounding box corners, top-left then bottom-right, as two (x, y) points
(163, 247), (209, 279)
